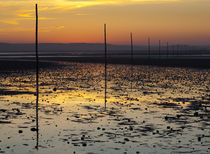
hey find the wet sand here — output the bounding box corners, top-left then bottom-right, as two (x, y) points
(0, 59), (210, 154)
(0, 60), (61, 73)
(50, 56), (210, 68)
(41, 56), (210, 69)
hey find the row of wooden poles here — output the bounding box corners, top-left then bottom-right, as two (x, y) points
(35, 3), (177, 148)
(104, 26), (134, 108)
(34, 4), (133, 119)
(33, 3), (209, 149)
(34, 4), (135, 149)
(34, 4), (115, 149)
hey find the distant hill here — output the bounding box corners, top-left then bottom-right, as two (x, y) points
(0, 43), (209, 55)
(0, 43), (140, 52)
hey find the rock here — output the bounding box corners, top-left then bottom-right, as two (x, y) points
(82, 142), (87, 146)
(0, 121), (11, 124)
(129, 126), (133, 131)
(0, 109), (7, 112)
(176, 114), (181, 118)
(30, 128), (37, 132)
(18, 130), (23, 134)
(194, 112), (199, 117)
(81, 135), (85, 140)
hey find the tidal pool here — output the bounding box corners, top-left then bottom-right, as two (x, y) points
(0, 62), (209, 154)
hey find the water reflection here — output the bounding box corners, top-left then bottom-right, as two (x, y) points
(0, 62), (209, 154)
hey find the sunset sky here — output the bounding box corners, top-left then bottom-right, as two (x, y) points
(0, 0), (210, 45)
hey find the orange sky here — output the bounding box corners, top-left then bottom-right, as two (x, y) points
(0, 0), (210, 45)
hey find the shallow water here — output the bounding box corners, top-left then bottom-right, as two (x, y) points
(0, 62), (210, 154)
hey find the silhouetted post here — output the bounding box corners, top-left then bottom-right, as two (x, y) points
(148, 37), (150, 59)
(173, 45), (175, 56)
(104, 24), (107, 109)
(159, 40), (161, 58)
(35, 4), (39, 149)
(166, 42), (169, 58)
(177, 45), (179, 56)
(130, 32), (133, 91)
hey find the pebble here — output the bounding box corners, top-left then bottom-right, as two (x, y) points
(18, 130), (23, 134)
(30, 128), (37, 132)
(82, 142), (87, 146)
(194, 112), (199, 116)
(81, 135), (85, 140)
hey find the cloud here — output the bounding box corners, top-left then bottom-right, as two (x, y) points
(45, 0), (182, 11)
(0, 19), (19, 25)
(18, 13), (33, 18)
(56, 26), (65, 30)
(0, 0), (182, 26)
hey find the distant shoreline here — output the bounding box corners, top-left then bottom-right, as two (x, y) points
(0, 56), (210, 72)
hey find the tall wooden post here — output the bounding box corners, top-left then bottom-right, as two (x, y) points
(166, 42), (169, 58)
(104, 24), (107, 109)
(159, 40), (161, 58)
(148, 37), (150, 58)
(130, 33), (134, 63)
(177, 45), (179, 56)
(130, 32), (133, 91)
(35, 3), (39, 149)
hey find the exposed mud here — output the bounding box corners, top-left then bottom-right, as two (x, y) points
(0, 61), (209, 154)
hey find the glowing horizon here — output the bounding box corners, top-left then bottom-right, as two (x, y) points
(0, 0), (210, 45)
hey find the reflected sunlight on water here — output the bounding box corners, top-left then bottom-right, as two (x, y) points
(0, 62), (210, 154)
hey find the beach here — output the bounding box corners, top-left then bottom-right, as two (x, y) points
(1, 0), (210, 153)
(0, 58), (209, 154)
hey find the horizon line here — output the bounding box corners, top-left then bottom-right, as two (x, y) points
(0, 42), (209, 46)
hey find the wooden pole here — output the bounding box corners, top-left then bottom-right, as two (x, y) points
(177, 45), (179, 56)
(159, 40), (161, 58)
(166, 42), (169, 58)
(130, 33), (134, 63)
(104, 24), (107, 109)
(35, 3), (39, 149)
(148, 37), (150, 58)
(130, 32), (133, 91)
